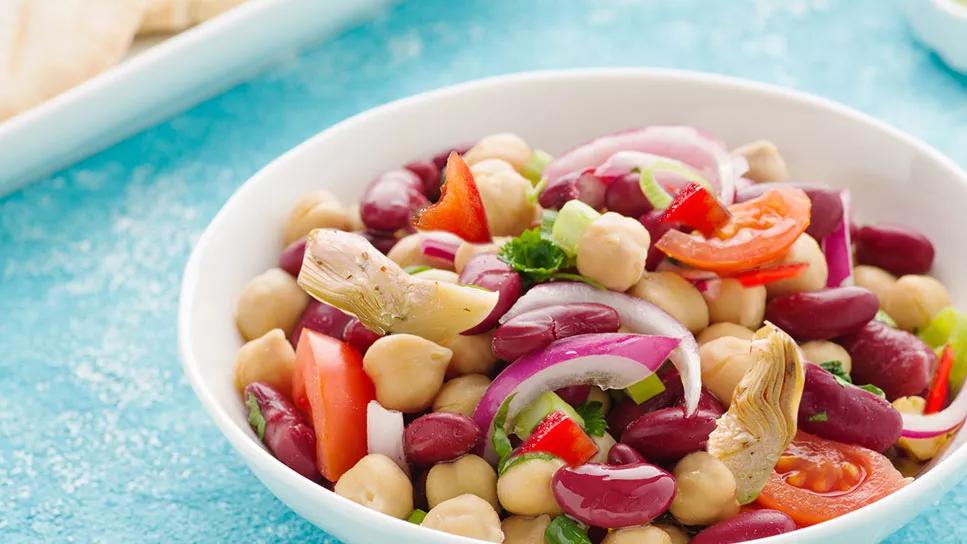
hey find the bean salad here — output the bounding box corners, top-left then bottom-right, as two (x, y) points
(233, 126), (966, 544)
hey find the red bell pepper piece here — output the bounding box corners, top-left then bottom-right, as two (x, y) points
(293, 329), (375, 482)
(660, 182), (731, 236)
(732, 262), (809, 287)
(925, 345), (954, 414)
(516, 411), (598, 466)
(412, 152), (491, 242)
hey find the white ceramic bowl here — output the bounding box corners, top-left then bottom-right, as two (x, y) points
(179, 69), (967, 544)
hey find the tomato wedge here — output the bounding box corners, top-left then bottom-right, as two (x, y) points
(757, 431), (907, 526)
(660, 182), (731, 236)
(517, 411), (597, 466)
(925, 345), (954, 414)
(412, 152), (491, 242)
(656, 187), (811, 273)
(293, 329), (375, 482)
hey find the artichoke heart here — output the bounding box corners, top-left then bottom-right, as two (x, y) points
(297, 228), (499, 343)
(707, 323), (804, 504)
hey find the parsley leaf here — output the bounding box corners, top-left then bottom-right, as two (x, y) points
(498, 452), (558, 476)
(499, 228), (568, 283)
(493, 395), (515, 473)
(859, 384), (887, 398)
(245, 392), (266, 441)
(808, 411), (829, 422)
(820, 361), (853, 386)
(406, 509), (427, 524)
(575, 401), (608, 437)
(545, 515), (592, 544)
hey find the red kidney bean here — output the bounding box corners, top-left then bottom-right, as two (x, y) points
(855, 223), (935, 276)
(735, 182), (844, 241)
(404, 160), (442, 201)
(607, 443), (647, 465)
(607, 367), (721, 438)
(342, 318), (381, 354)
(605, 173), (653, 217)
(243, 382), (318, 481)
(290, 300), (353, 347)
(538, 171), (607, 210)
(765, 287), (878, 341)
(360, 169), (428, 232)
(691, 509), (797, 544)
(279, 237), (307, 277)
(359, 230), (399, 255)
(493, 303), (621, 360)
(639, 210), (675, 271)
(552, 462), (676, 528)
(403, 412), (481, 466)
(556, 384), (592, 407)
(837, 320), (934, 400)
(620, 406), (720, 463)
(798, 363), (902, 451)
(458, 253), (523, 334)
(431, 144), (473, 170)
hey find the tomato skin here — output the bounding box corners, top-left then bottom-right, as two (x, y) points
(757, 431), (907, 526)
(517, 411), (598, 466)
(656, 187), (811, 273)
(732, 262), (809, 287)
(412, 152), (491, 242)
(660, 183), (731, 236)
(294, 329), (375, 482)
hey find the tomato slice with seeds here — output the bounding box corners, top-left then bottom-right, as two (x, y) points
(656, 187), (811, 273)
(757, 432), (907, 526)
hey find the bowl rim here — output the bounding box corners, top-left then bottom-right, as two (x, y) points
(179, 67), (967, 543)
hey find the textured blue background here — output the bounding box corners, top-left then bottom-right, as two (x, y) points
(1, 0), (965, 542)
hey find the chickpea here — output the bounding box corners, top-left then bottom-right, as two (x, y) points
(454, 237), (508, 274)
(653, 524), (689, 544)
(234, 329), (296, 397)
(882, 275), (951, 332)
(235, 268), (309, 340)
(893, 396), (950, 461)
(766, 234), (828, 298)
(732, 140), (789, 183)
(670, 452), (739, 526)
(501, 515), (551, 544)
(282, 190), (351, 244)
(433, 374), (491, 417)
(699, 336), (754, 406)
(853, 265), (897, 306)
(587, 386), (611, 414)
(697, 322), (756, 346)
(412, 269), (460, 284)
(629, 272), (709, 333)
(497, 456), (566, 516)
(347, 203), (365, 232)
(800, 340), (852, 373)
(589, 432), (618, 464)
(464, 132), (533, 173)
(603, 526), (673, 544)
(363, 334), (452, 412)
(426, 454), (499, 510)
(387, 233), (455, 271)
(577, 212), (651, 292)
(703, 279), (766, 330)
(471, 159), (538, 237)
(441, 332), (498, 377)
(421, 493), (504, 543)
(334, 454), (413, 519)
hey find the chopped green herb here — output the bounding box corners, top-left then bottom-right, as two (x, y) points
(498, 452), (558, 476)
(406, 509), (427, 524)
(807, 411), (829, 423)
(875, 309), (898, 328)
(493, 395), (515, 473)
(499, 228), (568, 283)
(245, 392), (266, 441)
(545, 515), (592, 544)
(820, 360), (852, 386)
(858, 384), (886, 398)
(403, 265), (432, 275)
(575, 401), (608, 437)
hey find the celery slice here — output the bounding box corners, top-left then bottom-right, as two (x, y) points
(626, 373), (666, 404)
(551, 200), (601, 256)
(513, 391), (586, 439)
(638, 160), (710, 210)
(523, 149), (554, 184)
(919, 307), (967, 393)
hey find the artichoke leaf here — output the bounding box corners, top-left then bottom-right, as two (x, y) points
(707, 323), (804, 504)
(298, 228), (499, 342)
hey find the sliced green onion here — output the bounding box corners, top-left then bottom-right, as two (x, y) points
(529, 176), (549, 204)
(523, 149), (554, 184)
(638, 160), (710, 210)
(626, 373), (666, 404)
(551, 200), (601, 256)
(406, 509), (427, 524)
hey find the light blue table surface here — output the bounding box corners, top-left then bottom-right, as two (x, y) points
(1, 0), (965, 542)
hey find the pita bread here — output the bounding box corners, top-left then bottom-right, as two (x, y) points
(0, 0), (145, 121)
(138, 0), (246, 35)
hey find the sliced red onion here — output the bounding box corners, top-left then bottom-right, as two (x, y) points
(366, 400), (408, 474)
(473, 333), (680, 462)
(544, 126), (740, 204)
(500, 282), (703, 416)
(900, 384), (967, 439)
(419, 231), (463, 264)
(655, 260), (722, 297)
(822, 190), (854, 287)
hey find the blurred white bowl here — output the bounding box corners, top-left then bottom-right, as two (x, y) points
(180, 69), (967, 544)
(905, 0), (967, 72)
